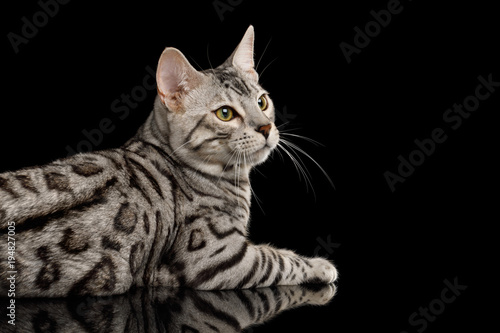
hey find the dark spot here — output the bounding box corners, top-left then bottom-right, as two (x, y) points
(59, 228), (90, 254)
(143, 212), (150, 234)
(187, 229), (206, 252)
(15, 174), (39, 193)
(44, 172), (72, 192)
(185, 214), (201, 225)
(102, 236), (121, 251)
(0, 176), (19, 198)
(169, 261), (186, 273)
(129, 242), (144, 275)
(209, 245), (227, 258)
(32, 310), (57, 333)
(36, 246), (50, 260)
(113, 202), (137, 234)
(72, 162), (104, 177)
(68, 256), (117, 296)
(35, 247), (61, 290)
(180, 324), (201, 332)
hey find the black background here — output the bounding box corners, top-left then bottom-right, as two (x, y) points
(1, 0), (498, 331)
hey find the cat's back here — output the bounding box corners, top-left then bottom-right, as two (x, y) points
(0, 145), (179, 297)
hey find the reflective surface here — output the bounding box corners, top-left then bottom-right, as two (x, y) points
(0, 284), (335, 332)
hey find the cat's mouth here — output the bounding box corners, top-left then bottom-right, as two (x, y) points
(226, 131), (278, 166)
(246, 142), (276, 166)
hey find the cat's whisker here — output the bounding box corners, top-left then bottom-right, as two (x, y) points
(280, 132), (325, 147)
(280, 139), (314, 181)
(258, 56), (278, 79)
(250, 182), (265, 215)
(168, 139), (196, 158)
(271, 142), (285, 162)
(277, 141), (316, 199)
(276, 122), (291, 130)
(194, 154), (214, 174)
(235, 150), (244, 209)
(251, 161), (267, 178)
(217, 148), (239, 186)
(188, 55), (204, 72)
(206, 43), (215, 72)
(280, 138), (335, 191)
(256, 37), (272, 72)
(247, 152), (266, 214)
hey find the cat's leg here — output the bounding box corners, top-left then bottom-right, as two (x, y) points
(225, 242), (338, 289)
(162, 234), (338, 290)
(0, 150), (123, 227)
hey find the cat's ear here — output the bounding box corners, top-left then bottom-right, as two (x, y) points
(156, 47), (204, 112)
(227, 25), (258, 81)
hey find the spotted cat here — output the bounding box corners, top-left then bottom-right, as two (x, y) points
(0, 26), (337, 297)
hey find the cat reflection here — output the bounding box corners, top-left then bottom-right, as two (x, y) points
(2, 284), (336, 332)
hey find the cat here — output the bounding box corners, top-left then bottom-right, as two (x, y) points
(0, 284), (336, 332)
(0, 26), (337, 297)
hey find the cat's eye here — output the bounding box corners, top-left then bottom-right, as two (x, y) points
(258, 95), (268, 111)
(215, 106), (235, 122)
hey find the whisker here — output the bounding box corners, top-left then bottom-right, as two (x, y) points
(243, 151), (265, 214)
(235, 151), (243, 209)
(281, 138), (335, 190)
(256, 37), (272, 71)
(206, 43), (214, 71)
(217, 149), (239, 185)
(272, 144), (286, 162)
(194, 154), (213, 174)
(280, 139), (314, 180)
(280, 132), (325, 147)
(188, 55), (204, 72)
(259, 56), (278, 79)
(168, 139), (196, 158)
(277, 141), (316, 198)
(277, 122), (291, 130)
(250, 181), (265, 215)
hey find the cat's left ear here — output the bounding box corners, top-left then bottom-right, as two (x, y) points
(156, 47), (205, 112)
(226, 25), (258, 81)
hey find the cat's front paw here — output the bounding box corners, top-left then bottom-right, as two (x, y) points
(301, 284), (337, 305)
(304, 258), (338, 284)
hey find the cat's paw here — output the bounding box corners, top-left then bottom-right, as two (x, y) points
(301, 283), (337, 305)
(304, 258), (338, 284)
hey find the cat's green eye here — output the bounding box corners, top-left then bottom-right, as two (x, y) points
(215, 106), (235, 122)
(258, 95), (268, 111)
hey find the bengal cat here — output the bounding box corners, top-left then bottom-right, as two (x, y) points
(0, 26), (337, 297)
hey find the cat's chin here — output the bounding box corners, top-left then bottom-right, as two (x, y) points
(249, 145), (273, 166)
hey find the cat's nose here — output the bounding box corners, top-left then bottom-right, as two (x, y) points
(256, 124), (272, 139)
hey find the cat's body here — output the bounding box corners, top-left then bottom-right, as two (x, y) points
(0, 26), (337, 297)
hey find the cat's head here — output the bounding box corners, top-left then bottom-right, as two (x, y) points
(153, 26), (278, 176)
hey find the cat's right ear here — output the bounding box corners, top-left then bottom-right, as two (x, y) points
(156, 48), (204, 112)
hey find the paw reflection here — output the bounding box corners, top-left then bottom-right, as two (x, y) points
(1, 284), (336, 332)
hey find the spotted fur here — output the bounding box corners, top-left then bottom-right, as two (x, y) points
(0, 26), (337, 297)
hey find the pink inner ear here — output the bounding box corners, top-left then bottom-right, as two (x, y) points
(231, 26), (258, 80)
(234, 38), (255, 70)
(156, 48), (204, 111)
(157, 50), (189, 97)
